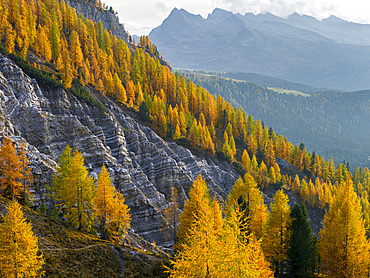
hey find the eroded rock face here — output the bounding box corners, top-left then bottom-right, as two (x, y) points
(0, 53), (238, 245)
(65, 0), (129, 44)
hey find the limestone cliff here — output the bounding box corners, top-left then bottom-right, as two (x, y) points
(0, 53), (238, 245)
(65, 0), (129, 44)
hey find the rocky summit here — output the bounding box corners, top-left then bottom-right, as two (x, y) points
(0, 52), (238, 246)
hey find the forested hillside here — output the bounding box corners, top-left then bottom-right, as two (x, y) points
(180, 70), (370, 170)
(0, 0), (370, 277)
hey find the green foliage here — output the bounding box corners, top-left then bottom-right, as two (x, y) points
(182, 71), (370, 169)
(8, 53), (64, 90)
(36, 202), (48, 215)
(69, 80), (107, 112)
(287, 203), (318, 277)
(139, 101), (149, 121)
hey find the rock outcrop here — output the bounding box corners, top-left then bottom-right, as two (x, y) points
(0, 53), (238, 245)
(65, 0), (129, 44)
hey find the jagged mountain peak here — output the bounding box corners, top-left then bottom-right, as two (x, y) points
(149, 8), (370, 90)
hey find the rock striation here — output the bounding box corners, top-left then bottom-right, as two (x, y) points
(0, 53), (238, 245)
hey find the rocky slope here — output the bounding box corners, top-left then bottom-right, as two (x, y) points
(0, 52), (238, 246)
(65, 0), (129, 43)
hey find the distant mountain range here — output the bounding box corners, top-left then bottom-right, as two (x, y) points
(149, 8), (370, 91)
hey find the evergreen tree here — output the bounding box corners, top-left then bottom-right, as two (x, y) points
(287, 203), (317, 277)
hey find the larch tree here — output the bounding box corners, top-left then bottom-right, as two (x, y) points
(169, 199), (221, 278)
(0, 200), (44, 277)
(106, 190), (131, 244)
(242, 149), (251, 171)
(319, 175), (369, 277)
(263, 189), (292, 277)
(226, 173), (268, 240)
(215, 204), (273, 278)
(0, 137), (32, 201)
(49, 145), (96, 231)
(96, 164), (114, 240)
(176, 175), (212, 247)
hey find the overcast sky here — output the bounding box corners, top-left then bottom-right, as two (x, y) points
(102, 0), (370, 36)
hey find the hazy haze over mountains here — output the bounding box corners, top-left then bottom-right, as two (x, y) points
(149, 8), (370, 91)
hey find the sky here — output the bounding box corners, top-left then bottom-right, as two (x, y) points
(102, 0), (370, 36)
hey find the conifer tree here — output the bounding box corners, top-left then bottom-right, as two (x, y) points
(176, 175), (211, 247)
(263, 189), (292, 277)
(96, 164), (114, 239)
(292, 174), (300, 193)
(265, 140), (276, 169)
(227, 173), (268, 240)
(169, 198), (221, 277)
(0, 200), (44, 277)
(319, 175), (369, 277)
(242, 150), (251, 171)
(0, 137), (32, 201)
(287, 203), (317, 277)
(217, 205), (273, 278)
(49, 145), (96, 231)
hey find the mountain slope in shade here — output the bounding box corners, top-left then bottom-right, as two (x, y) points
(149, 8), (370, 91)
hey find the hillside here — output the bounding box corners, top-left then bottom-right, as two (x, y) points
(0, 196), (168, 278)
(0, 0), (370, 276)
(149, 8), (370, 91)
(179, 70), (370, 169)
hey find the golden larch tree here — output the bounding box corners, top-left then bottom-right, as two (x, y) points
(263, 189), (291, 277)
(49, 145), (96, 231)
(0, 200), (44, 277)
(0, 137), (32, 201)
(319, 175), (369, 277)
(176, 175), (212, 247)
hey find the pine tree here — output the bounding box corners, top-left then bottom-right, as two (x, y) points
(0, 200), (44, 277)
(107, 191), (131, 244)
(265, 140), (276, 169)
(319, 175), (369, 277)
(49, 145), (96, 231)
(287, 203), (317, 277)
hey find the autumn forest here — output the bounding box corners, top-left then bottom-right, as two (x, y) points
(0, 0), (369, 277)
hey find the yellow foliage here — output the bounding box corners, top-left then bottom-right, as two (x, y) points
(96, 164), (131, 243)
(0, 137), (32, 201)
(319, 176), (369, 277)
(0, 200), (44, 277)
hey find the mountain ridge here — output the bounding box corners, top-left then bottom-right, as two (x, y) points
(150, 8), (370, 90)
